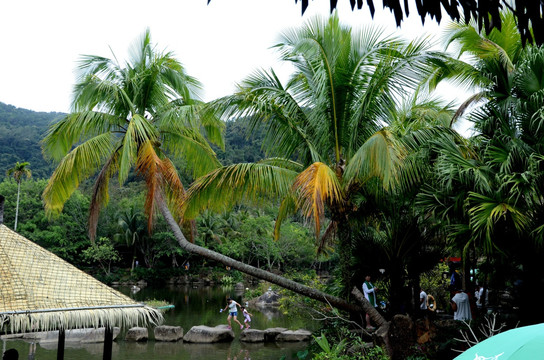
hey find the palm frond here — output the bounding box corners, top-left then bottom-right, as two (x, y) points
(344, 130), (403, 190)
(42, 111), (124, 162)
(161, 130), (221, 178)
(43, 133), (116, 217)
(88, 152), (120, 241)
(274, 194), (297, 240)
(258, 158), (304, 172)
(118, 114), (158, 184)
(184, 163), (298, 219)
(292, 162), (343, 238)
(467, 192), (529, 254)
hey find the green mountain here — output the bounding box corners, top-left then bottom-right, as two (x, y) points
(0, 102), (265, 181)
(0, 102), (64, 179)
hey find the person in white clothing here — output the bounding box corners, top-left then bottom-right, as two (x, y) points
(362, 275), (378, 329)
(419, 288), (428, 318)
(420, 288), (428, 310)
(451, 289), (472, 321)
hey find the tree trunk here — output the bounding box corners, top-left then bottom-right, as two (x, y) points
(0, 195), (6, 225)
(338, 220), (354, 298)
(352, 287), (393, 357)
(14, 181), (21, 231)
(157, 197), (361, 313)
(389, 260), (404, 315)
(0, 194), (5, 225)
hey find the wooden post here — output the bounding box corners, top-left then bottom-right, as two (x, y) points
(57, 328), (65, 360)
(103, 326), (113, 360)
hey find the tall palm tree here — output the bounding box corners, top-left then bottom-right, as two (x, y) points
(42, 29), (224, 240)
(184, 14), (448, 295)
(7, 161), (31, 231)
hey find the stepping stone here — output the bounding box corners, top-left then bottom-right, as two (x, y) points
(276, 329), (312, 342)
(154, 325), (183, 342)
(183, 325), (234, 343)
(240, 329), (265, 342)
(263, 327), (288, 342)
(125, 327), (148, 342)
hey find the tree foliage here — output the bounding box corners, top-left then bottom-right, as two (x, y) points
(41, 29), (224, 240)
(289, 0), (543, 46)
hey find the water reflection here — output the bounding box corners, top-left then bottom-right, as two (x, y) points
(227, 348), (250, 360)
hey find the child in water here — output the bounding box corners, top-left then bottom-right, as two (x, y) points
(241, 306), (253, 329)
(222, 298), (244, 330)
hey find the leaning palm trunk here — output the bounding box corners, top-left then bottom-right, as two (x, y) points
(352, 287), (392, 357)
(157, 195), (360, 313)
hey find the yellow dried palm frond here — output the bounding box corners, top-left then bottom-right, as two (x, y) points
(136, 141), (189, 235)
(136, 141), (163, 233)
(292, 162), (343, 238)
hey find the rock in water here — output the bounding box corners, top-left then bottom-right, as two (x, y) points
(240, 329), (265, 342)
(125, 327), (149, 342)
(263, 327), (288, 342)
(276, 329), (312, 342)
(154, 325), (183, 342)
(183, 325), (235, 343)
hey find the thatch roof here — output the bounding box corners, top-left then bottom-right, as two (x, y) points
(0, 224), (162, 334)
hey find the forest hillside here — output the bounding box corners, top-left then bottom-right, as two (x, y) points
(0, 101), (265, 179)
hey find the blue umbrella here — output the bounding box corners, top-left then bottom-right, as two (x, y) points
(454, 323), (544, 360)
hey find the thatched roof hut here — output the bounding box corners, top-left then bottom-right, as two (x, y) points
(0, 224), (162, 358)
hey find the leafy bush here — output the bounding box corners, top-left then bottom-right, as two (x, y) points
(221, 275), (235, 285)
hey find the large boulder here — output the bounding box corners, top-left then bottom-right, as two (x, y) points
(154, 325), (183, 342)
(234, 282), (245, 291)
(125, 327), (149, 342)
(239, 329), (265, 343)
(263, 327), (288, 342)
(251, 290), (281, 308)
(276, 329), (312, 342)
(183, 325), (234, 343)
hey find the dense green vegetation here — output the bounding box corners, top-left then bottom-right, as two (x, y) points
(3, 10), (544, 360)
(0, 178), (318, 279)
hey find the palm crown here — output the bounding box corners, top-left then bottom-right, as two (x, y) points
(185, 14), (445, 245)
(42, 29), (224, 239)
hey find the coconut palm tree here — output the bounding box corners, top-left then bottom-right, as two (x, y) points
(42, 29), (224, 240)
(7, 161), (31, 231)
(184, 14), (450, 296)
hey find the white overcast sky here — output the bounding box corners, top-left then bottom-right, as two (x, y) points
(1, 0), (451, 115)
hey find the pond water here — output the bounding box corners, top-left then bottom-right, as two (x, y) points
(1, 285), (318, 360)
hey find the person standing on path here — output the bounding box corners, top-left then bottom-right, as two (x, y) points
(362, 274), (378, 329)
(451, 288), (472, 321)
(222, 298), (244, 330)
(419, 287), (428, 318)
